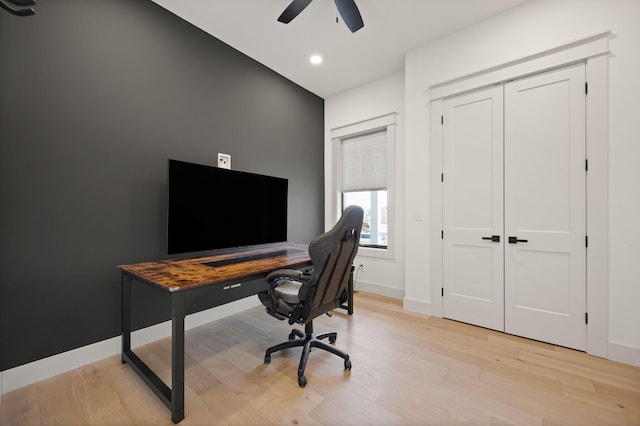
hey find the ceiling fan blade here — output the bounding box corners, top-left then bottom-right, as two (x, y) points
(334, 0), (364, 32)
(278, 0), (313, 24)
(7, 0), (36, 6)
(0, 0), (34, 16)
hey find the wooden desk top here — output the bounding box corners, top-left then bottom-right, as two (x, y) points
(119, 243), (310, 292)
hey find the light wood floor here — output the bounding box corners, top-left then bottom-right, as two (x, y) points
(2, 291), (639, 425)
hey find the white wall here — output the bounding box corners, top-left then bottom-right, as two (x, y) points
(404, 0), (640, 364)
(325, 71), (405, 299)
(327, 0), (640, 366)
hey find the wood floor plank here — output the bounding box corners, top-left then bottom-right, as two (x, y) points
(520, 350), (640, 393)
(104, 358), (174, 426)
(0, 383), (41, 426)
(68, 360), (127, 425)
(36, 373), (89, 426)
(1, 291), (639, 425)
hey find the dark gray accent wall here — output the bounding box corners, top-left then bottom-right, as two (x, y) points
(0, 0), (324, 371)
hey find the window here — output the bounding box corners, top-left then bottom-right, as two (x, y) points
(331, 113), (396, 254)
(341, 130), (388, 248)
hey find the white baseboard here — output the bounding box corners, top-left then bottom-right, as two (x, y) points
(0, 296), (261, 395)
(354, 279), (404, 300)
(403, 297), (433, 316)
(608, 341), (640, 368)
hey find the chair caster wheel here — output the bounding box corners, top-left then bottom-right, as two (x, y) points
(288, 332), (296, 340)
(264, 354), (271, 364)
(329, 335), (337, 344)
(298, 375), (307, 387)
(344, 359), (352, 370)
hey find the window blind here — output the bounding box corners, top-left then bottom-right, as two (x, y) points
(341, 129), (387, 192)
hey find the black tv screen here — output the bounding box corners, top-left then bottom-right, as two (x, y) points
(167, 159), (288, 255)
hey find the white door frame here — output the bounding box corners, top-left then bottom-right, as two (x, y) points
(429, 31), (610, 358)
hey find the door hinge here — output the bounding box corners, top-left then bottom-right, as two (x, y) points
(585, 82), (588, 95)
(441, 115), (444, 125)
(585, 235), (589, 247)
(442, 287), (444, 297)
(441, 230), (444, 239)
(585, 159), (589, 171)
(585, 312), (589, 324)
(441, 173), (444, 182)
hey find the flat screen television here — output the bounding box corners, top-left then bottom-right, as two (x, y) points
(167, 159), (288, 255)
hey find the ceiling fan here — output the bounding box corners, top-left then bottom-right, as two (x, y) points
(278, 0), (364, 33)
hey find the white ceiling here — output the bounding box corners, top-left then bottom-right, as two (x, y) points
(151, 0), (529, 98)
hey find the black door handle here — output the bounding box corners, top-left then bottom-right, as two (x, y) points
(482, 235), (500, 242)
(508, 236), (528, 244)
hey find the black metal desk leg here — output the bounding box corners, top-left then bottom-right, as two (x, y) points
(339, 266), (355, 315)
(121, 272), (132, 362)
(171, 291), (186, 423)
(347, 268), (354, 315)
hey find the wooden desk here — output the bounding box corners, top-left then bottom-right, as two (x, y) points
(119, 243), (311, 423)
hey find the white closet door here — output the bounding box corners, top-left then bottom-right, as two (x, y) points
(443, 86), (504, 331)
(504, 63), (586, 350)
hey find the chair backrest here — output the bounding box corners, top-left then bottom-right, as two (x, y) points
(305, 205), (364, 321)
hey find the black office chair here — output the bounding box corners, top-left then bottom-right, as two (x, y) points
(258, 205), (364, 387)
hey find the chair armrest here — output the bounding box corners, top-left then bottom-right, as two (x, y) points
(266, 269), (304, 282)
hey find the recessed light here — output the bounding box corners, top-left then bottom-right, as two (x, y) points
(310, 54), (323, 65)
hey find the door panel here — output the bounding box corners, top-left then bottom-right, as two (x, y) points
(443, 86), (504, 332)
(451, 245), (494, 300)
(504, 63), (586, 350)
(513, 250), (570, 314)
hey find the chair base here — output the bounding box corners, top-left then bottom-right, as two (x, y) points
(264, 321), (351, 387)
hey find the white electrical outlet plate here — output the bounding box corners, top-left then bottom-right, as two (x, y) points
(218, 153), (231, 169)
